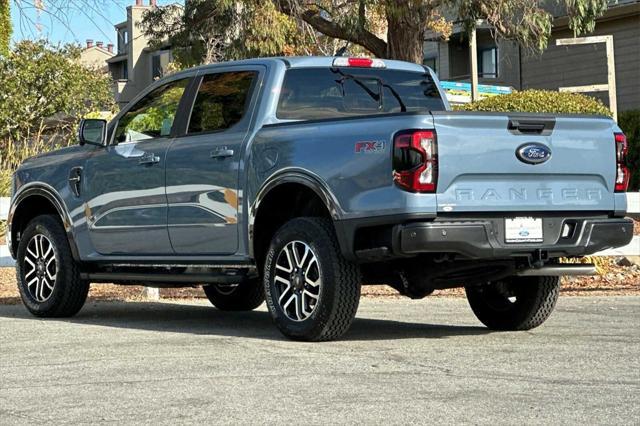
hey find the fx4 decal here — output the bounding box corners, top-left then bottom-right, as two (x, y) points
(355, 141), (385, 154)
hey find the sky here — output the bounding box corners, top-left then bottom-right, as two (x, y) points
(10, 0), (180, 47)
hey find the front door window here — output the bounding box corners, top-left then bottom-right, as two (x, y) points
(114, 79), (189, 143)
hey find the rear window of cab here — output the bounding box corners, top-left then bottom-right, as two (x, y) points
(276, 67), (445, 121)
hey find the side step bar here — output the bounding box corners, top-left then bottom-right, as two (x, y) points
(80, 272), (244, 286)
(517, 264), (597, 277)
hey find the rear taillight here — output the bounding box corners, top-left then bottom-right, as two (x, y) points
(614, 132), (630, 192)
(393, 130), (438, 193)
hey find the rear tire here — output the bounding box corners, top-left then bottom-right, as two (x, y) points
(16, 215), (89, 317)
(263, 217), (361, 341)
(203, 279), (264, 311)
(465, 276), (559, 331)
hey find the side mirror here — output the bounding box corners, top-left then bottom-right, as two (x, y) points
(78, 119), (107, 147)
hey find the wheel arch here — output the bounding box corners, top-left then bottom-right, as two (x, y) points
(8, 184), (80, 261)
(250, 171), (347, 268)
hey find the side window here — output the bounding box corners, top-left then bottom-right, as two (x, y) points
(187, 71), (256, 134)
(114, 78), (189, 143)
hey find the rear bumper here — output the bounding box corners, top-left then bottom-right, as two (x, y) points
(398, 217), (634, 259)
(338, 215), (634, 262)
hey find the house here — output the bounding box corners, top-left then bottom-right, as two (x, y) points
(106, 0), (173, 107)
(424, 0), (640, 112)
(79, 39), (114, 71)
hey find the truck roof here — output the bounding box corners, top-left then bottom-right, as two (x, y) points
(179, 56), (427, 76)
(278, 56), (427, 73)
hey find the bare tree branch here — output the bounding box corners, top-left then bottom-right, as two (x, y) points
(277, 0), (387, 57)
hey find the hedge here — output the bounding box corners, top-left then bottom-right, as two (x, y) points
(0, 168), (10, 197)
(618, 110), (640, 191)
(458, 89), (612, 116)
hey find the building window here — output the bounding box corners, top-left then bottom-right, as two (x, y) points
(423, 57), (437, 74)
(152, 55), (161, 80)
(110, 60), (128, 81)
(152, 50), (173, 80)
(118, 29), (128, 54)
(122, 60), (128, 80)
(479, 47), (498, 78)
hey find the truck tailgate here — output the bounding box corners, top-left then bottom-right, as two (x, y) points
(431, 112), (616, 213)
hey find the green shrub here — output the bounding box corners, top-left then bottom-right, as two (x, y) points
(618, 110), (640, 191)
(458, 89), (612, 117)
(0, 168), (10, 197)
(1, 155), (11, 238)
(0, 40), (114, 172)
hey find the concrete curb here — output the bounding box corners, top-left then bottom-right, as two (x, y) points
(0, 245), (12, 267)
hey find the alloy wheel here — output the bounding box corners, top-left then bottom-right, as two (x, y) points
(23, 234), (57, 302)
(273, 240), (321, 322)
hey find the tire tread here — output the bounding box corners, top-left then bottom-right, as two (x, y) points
(203, 279), (264, 311)
(17, 215), (89, 318)
(517, 276), (559, 330)
(314, 218), (360, 341)
(466, 276), (559, 331)
(264, 217), (361, 341)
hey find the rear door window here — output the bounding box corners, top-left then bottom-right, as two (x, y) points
(277, 68), (445, 121)
(187, 71), (256, 134)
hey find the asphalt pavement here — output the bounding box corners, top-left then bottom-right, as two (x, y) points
(0, 296), (638, 425)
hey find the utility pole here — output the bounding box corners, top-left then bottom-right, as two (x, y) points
(469, 26), (479, 102)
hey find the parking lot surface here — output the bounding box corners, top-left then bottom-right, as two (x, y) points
(1, 296), (638, 424)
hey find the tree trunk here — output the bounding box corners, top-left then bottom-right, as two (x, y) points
(384, 1), (428, 64)
(386, 21), (425, 63)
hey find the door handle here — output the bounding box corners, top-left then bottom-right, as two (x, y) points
(210, 147), (234, 159)
(68, 167), (83, 197)
(138, 153), (160, 165)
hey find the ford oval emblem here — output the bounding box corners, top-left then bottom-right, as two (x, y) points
(516, 143), (551, 165)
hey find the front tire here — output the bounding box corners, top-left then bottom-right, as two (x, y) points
(203, 279), (264, 311)
(16, 215), (90, 317)
(263, 217), (361, 341)
(465, 276), (560, 331)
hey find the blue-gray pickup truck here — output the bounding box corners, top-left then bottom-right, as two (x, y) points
(7, 56), (633, 341)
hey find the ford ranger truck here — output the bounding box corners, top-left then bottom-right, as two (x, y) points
(7, 57), (633, 341)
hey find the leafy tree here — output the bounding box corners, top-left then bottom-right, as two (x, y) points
(145, 0), (610, 65)
(0, 40), (114, 170)
(140, 0), (352, 67)
(0, 0), (10, 56)
(276, 0), (609, 63)
(140, 0), (234, 67)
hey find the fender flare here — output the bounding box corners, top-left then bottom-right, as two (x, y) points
(8, 183), (80, 261)
(249, 169), (345, 259)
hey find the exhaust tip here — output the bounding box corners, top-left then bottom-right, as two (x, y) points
(517, 264), (597, 277)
